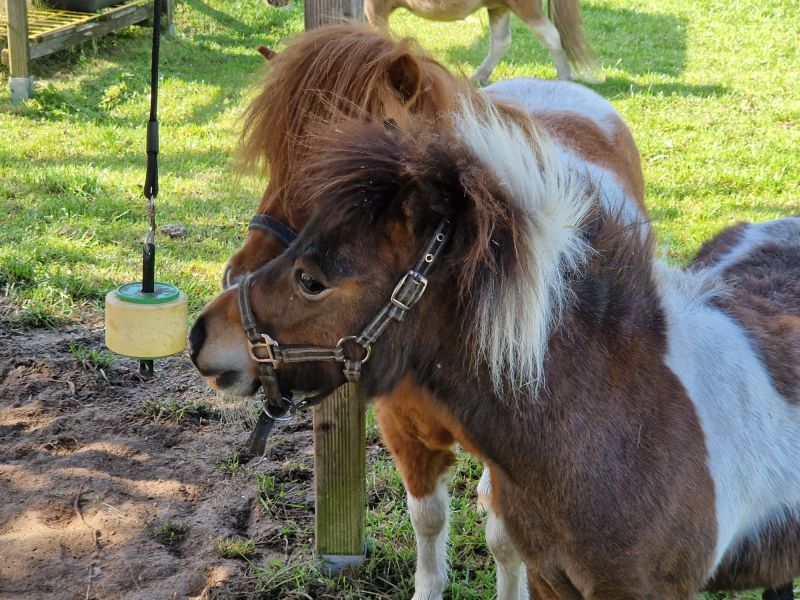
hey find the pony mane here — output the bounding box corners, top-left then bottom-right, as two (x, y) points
(239, 24), (468, 217)
(450, 96), (594, 397)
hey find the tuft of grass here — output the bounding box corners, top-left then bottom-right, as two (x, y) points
(214, 537), (256, 560)
(138, 395), (218, 423)
(68, 340), (114, 372)
(217, 448), (250, 476)
(146, 521), (188, 549)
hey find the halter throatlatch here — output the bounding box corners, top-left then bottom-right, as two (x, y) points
(237, 217), (452, 453)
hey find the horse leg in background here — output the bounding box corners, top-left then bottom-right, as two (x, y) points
(472, 8), (512, 86)
(508, 0), (571, 80)
(364, 0), (392, 30)
(479, 468), (529, 600)
(763, 584), (795, 599)
(375, 392), (456, 600)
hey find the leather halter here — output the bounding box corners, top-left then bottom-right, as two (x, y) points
(236, 217), (452, 453)
(248, 214), (297, 247)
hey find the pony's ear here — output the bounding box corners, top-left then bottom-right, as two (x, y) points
(257, 46), (278, 61)
(387, 53), (422, 106)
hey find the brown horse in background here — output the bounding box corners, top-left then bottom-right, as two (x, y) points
(365, 0), (597, 84)
(219, 24), (642, 599)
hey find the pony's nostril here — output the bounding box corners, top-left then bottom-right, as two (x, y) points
(214, 370), (240, 389)
(189, 316), (207, 363)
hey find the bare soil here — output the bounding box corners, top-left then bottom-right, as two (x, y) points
(0, 305), (316, 599)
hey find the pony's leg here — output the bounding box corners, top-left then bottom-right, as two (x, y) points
(364, 0), (391, 29)
(763, 584), (795, 599)
(375, 392), (456, 600)
(509, 1), (571, 80)
(478, 468), (529, 600)
(472, 8), (512, 86)
(408, 475), (451, 600)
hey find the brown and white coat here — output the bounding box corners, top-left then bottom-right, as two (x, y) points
(192, 89), (800, 597)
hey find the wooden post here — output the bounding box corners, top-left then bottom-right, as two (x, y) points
(313, 384), (366, 569)
(164, 0), (175, 38)
(304, 0), (366, 572)
(6, 0), (33, 102)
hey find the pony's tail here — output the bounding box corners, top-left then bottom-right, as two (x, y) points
(548, 0), (598, 77)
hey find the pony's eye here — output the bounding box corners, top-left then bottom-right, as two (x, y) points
(296, 269), (327, 296)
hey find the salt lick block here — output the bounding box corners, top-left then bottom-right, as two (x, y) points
(105, 283), (188, 359)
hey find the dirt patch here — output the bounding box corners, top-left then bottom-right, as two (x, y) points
(0, 311), (316, 599)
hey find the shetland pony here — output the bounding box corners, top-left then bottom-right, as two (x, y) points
(364, 0), (596, 84)
(192, 95), (799, 597)
(222, 24), (643, 599)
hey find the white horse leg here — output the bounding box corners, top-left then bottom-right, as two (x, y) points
(472, 8), (512, 86)
(525, 17), (571, 80)
(409, 475), (450, 600)
(478, 468), (529, 600)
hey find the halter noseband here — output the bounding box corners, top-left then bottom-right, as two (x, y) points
(236, 216), (452, 452)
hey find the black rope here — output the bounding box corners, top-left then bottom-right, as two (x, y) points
(140, 0), (163, 378)
(144, 0), (161, 202)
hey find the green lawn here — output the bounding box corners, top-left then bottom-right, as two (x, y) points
(1, 0), (798, 597)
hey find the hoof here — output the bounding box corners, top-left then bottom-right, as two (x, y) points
(576, 70), (604, 85)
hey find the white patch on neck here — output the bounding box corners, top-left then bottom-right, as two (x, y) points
(484, 77), (620, 139)
(451, 96), (594, 397)
(654, 262), (800, 572)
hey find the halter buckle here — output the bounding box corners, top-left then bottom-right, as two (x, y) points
(249, 333), (280, 365)
(391, 271), (428, 311)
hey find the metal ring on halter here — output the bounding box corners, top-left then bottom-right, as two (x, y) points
(337, 335), (372, 364)
(263, 396), (297, 421)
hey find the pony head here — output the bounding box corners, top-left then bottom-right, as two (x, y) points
(192, 96), (593, 401)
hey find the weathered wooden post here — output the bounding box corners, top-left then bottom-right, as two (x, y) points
(6, 0), (33, 102)
(303, 0), (367, 572)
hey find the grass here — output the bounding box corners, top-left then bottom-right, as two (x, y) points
(215, 537), (257, 560)
(68, 340), (114, 372)
(218, 447), (250, 476)
(1, 0), (797, 597)
(138, 394), (218, 423)
(147, 520), (189, 549)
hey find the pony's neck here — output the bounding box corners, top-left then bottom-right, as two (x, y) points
(400, 212), (664, 477)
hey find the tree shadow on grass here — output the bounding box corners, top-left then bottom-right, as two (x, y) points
(442, 5), (690, 80)
(595, 76), (729, 99)
(7, 35), (264, 128)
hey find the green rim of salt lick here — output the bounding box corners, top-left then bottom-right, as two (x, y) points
(115, 282), (180, 305)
